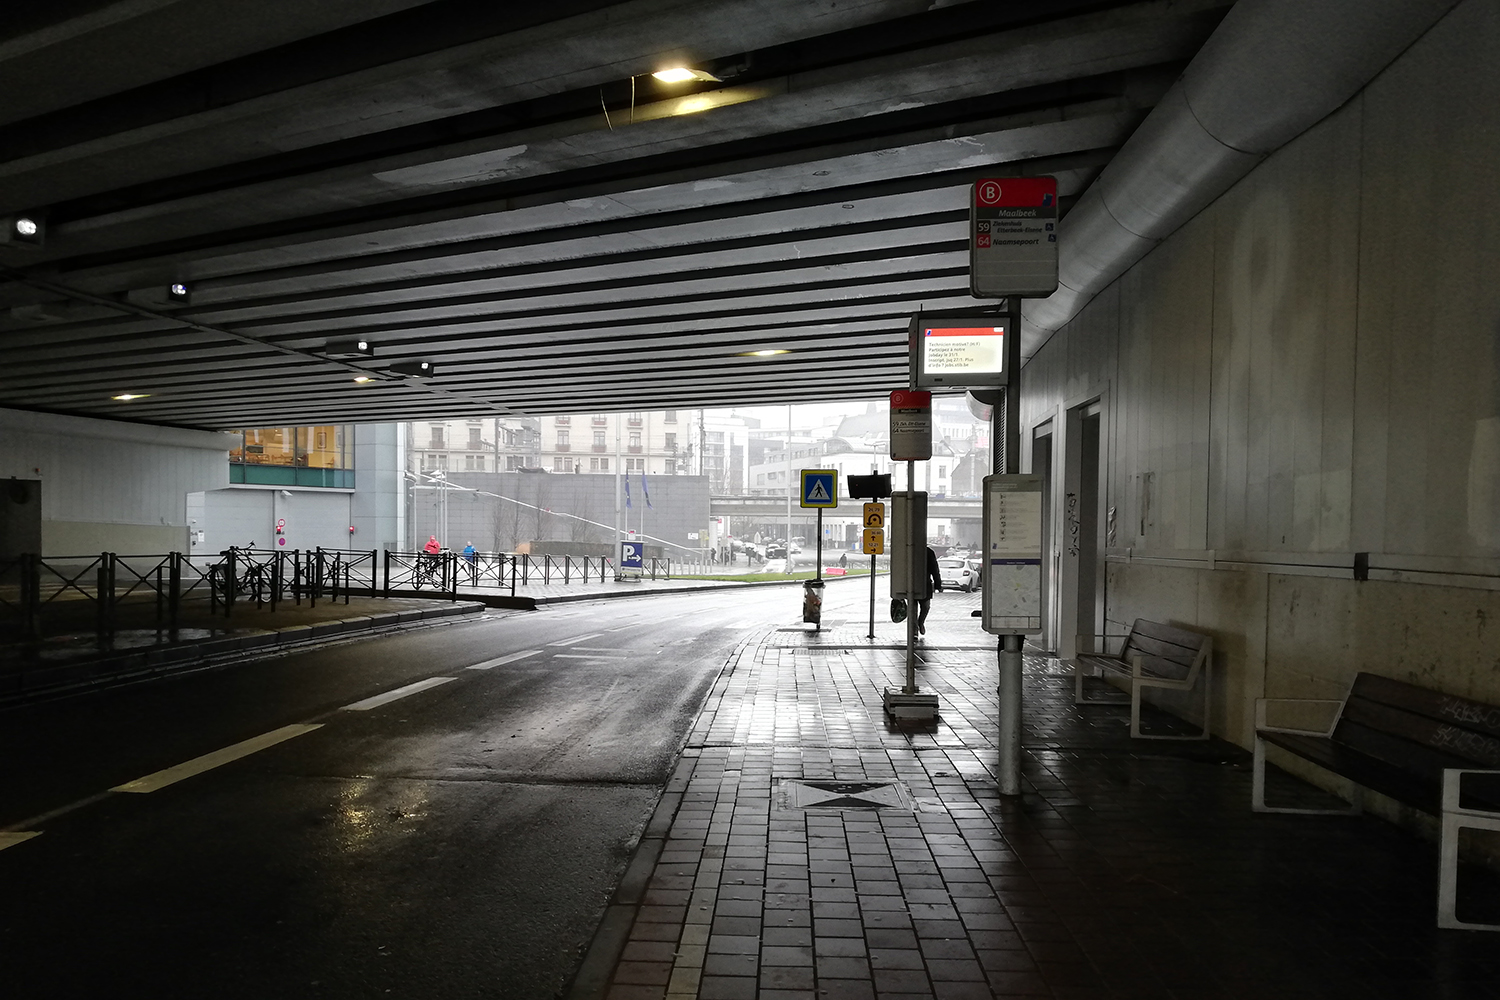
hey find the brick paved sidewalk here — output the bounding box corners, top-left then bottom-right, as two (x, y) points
(583, 583), (1500, 1000)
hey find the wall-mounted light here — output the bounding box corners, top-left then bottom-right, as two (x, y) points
(389, 360), (436, 377)
(324, 338), (376, 359)
(2, 212), (45, 248)
(652, 66), (719, 84)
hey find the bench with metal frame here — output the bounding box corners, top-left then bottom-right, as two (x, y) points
(1254, 672), (1500, 931)
(1071, 619), (1213, 740)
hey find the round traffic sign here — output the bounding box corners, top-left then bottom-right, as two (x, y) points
(276, 518), (286, 527)
(977, 180), (1002, 206)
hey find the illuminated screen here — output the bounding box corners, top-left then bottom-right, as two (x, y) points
(924, 326), (1004, 373)
(913, 320), (1008, 387)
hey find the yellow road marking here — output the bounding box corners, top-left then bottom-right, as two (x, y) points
(111, 724), (323, 793)
(0, 832), (41, 852)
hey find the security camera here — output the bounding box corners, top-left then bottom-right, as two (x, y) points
(280, 490), (293, 498)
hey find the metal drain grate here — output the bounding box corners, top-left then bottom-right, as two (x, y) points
(777, 779), (911, 811)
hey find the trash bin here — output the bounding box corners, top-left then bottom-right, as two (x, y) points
(802, 579), (825, 624)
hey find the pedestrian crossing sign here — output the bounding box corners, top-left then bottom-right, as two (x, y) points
(800, 469), (838, 508)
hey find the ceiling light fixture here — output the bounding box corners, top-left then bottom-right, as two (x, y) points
(112, 393), (149, 401)
(3, 212), (45, 248)
(652, 66), (719, 84)
(741, 349), (789, 357)
(324, 338), (376, 359)
(352, 376), (372, 383)
(389, 360), (436, 377)
(167, 282), (191, 304)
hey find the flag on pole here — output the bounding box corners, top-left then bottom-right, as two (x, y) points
(641, 473), (653, 509)
(624, 475), (632, 508)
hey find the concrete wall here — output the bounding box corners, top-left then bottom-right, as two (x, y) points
(1021, 1), (1500, 757)
(192, 487), (355, 557)
(0, 406), (232, 556)
(351, 423), (403, 552)
(410, 471), (711, 555)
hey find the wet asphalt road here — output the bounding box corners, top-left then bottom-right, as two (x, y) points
(0, 587), (796, 1000)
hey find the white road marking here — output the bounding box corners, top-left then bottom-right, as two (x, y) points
(553, 653), (630, 660)
(341, 676), (456, 711)
(550, 632), (604, 646)
(726, 621), (758, 629)
(0, 832), (41, 852)
(604, 623), (639, 632)
(466, 649), (542, 670)
(566, 646), (627, 652)
(111, 724), (324, 793)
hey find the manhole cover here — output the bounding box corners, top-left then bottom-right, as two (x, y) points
(777, 779), (911, 811)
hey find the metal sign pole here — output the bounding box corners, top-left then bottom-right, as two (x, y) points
(816, 508), (823, 581)
(904, 459), (918, 695)
(868, 551), (876, 640)
(997, 294), (1026, 796)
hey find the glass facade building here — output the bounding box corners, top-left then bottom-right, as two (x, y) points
(228, 425), (355, 488)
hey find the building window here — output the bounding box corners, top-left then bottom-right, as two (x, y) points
(468, 426), (483, 448)
(628, 430), (641, 449)
(555, 415), (570, 425)
(553, 456), (569, 472)
(229, 424), (355, 488)
(627, 457), (645, 472)
(436, 453), (448, 471)
(594, 430), (606, 448)
(664, 410), (677, 423)
(592, 413), (607, 426)
(664, 459), (675, 475)
(627, 411), (643, 426)
(556, 429), (569, 446)
(429, 424), (445, 448)
(507, 455), (522, 470)
(664, 432), (676, 451)
(938, 464), (947, 478)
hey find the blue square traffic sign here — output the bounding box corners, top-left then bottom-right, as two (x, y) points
(800, 470), (838, 508)
(621, 541), (644, 568)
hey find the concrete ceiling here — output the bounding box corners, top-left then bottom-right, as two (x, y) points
(0, 0), (1232, 428)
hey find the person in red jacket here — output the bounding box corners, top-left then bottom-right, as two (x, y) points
(423, 535), (441, 554)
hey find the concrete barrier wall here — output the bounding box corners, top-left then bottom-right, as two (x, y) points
(410, 471), (711, 554)
(0, 406), (232, 557)
(1020, 0), (1500, 748)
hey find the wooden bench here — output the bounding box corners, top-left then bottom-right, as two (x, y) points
(1071, 619), (1213, 740)
(1254, 672), (1500, 931)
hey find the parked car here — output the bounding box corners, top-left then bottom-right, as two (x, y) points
(937, 556), (977, 592)
(965, 557), (984, 590)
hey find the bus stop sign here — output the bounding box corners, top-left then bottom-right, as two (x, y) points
(971, 176), (1058, 298)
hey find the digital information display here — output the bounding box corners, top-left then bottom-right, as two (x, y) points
(910, 317), (1008, 389)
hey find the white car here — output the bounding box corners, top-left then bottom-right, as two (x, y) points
(937, 557), (977, 592)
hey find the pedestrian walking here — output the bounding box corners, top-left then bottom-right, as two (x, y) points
(917, 545), (942, 635)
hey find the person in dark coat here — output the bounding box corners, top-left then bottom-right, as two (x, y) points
(917, 545), (942, 635)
